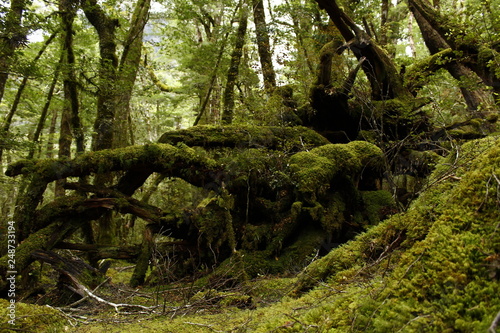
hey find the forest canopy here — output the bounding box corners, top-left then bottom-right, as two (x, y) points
(0, 0), (499, 331)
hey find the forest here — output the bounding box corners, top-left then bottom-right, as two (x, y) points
(0, 0), (499, 331)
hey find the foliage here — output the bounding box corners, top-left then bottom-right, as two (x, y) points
(0, 0), (499, 331)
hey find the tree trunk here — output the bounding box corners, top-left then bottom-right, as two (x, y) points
(408, 0), (500, 104)
(252, 0), (277, 93)
(28, 56), (62, 159)
(314, 0), (409, 101)
(83, 0), (151, 244)
(82, 0), (120, 152)
(0, 0), (26, 104)
(113, 0), (151, 148)
(46, 107), (59, 159)
(222, 6), (248, 124)
(194, 5), (241, 126)
(380, 0), (390, 46)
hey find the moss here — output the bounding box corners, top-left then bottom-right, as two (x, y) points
(289, 141), (383, 199)
(6, 143), (218, 183)
(361, 190), (395, 224)
(0, 222), (71, 289)
(158, 125), (329, 152)
(0, 298), (66, 332)
(404, 48), (455, 91)
(291, 135), (500, 331)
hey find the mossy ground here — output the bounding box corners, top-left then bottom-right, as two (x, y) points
(3, 135), (499, 332)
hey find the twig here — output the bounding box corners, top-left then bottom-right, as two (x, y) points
(68, 275), (159, 313)
(489, 310), (500, 333)
(48, 305), (80, 327)
(396, 314), (431, 332)
(184, 322), (223, 332)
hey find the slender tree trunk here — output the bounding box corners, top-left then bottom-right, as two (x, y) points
(0, 32), (58, 163)
(113, 0), (151, 148)
(252, 0), (277, 93)
(407, 13), (417, 58)
(28, 56), (63, 159)
(222, 6), (248, 124)
(380, 0), (390, 46)
(0, 0), (26, 104)
(46, 108), (59, 159)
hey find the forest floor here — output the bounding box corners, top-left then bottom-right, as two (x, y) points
(1, 135), (499, 332)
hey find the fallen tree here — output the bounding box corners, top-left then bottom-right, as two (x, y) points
(1, 125), (393, 295)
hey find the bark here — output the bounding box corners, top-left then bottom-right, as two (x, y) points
(130, 229), (153, 287)
(306, 57), (366, 142)
(222, 6), (248, 124)
(56, 242), (142, 260)
(46, 107), (59, 159)
(82, 0), (120, 152)
(252, 0), (277, 93)
(31, 250), (104, 292)
(57, 3), (78, 195)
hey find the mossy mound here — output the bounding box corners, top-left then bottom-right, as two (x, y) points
(0, 298), (66, 332)
(291, 134), (500, 331)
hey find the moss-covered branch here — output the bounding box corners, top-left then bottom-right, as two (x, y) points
(404, 48), (455, 93)
(158, 125), (329, 151)
(6, 143), (218, 181)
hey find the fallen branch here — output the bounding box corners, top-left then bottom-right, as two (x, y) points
(69, 277), (159, 313)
